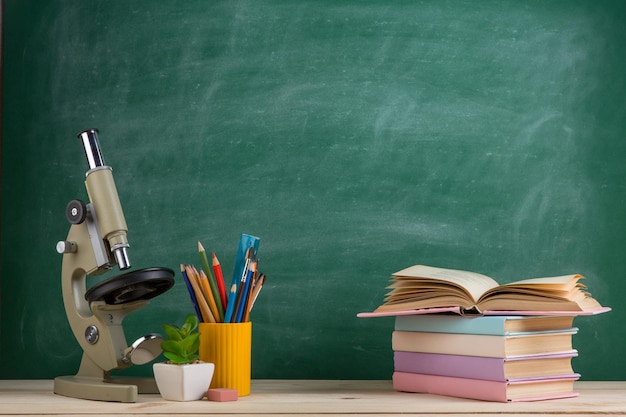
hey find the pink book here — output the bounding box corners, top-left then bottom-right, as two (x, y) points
(392, 371), (580, 402)
(358, 306), (611, 318)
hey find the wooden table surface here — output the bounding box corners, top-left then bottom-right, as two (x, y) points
(1, 380), (625, 416)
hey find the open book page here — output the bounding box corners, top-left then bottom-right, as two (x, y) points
(376, 293), (478, 312)
(502, 274), (582, 288)
(391, 265), (499, 302)
(478, 275), (581, 300)
(476, 274), (603, 312)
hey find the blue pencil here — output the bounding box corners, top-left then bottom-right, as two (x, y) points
(225, 255), (251, 323)
(180, 264), (202, 321)
(224, 234), (260, 322)
(235, 261), (256, 323)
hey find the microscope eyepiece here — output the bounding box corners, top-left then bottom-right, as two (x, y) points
(78, 129), (106, 170)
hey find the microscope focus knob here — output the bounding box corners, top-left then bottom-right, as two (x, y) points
(66, 199), (87, 224)
(56, 240), (78, 254)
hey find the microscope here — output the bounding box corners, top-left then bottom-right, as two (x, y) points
(53, 129), (175, 402)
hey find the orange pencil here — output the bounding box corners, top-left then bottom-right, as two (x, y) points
(212, 252), (228, 307)
(199, 268), (222, 322)
(184, 265), (216, 323)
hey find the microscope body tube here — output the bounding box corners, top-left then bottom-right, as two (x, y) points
(84, 167), (131, 270)
(77, 129), (131, 270)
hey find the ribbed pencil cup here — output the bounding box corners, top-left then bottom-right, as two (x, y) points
(199, 322), (252, 396)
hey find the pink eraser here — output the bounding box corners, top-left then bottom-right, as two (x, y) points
(206, 388), (238, 402)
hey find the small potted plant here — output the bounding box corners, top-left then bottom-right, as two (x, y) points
(153, 314), (215, 401)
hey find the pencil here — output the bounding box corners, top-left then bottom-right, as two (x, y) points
(231, 254), (253, 323)
(241, 264), (257, 323)
(199, 268), (223, 322)
(225, 282), (237, 322)
(185, 264), (216, 323)
(224, 247), (254, 322)
(245, 272), (265, 322)
(198, 241), (224, 318)
(191, 265), (219, 321)
(180, 264), (202, 322)
(225, 236), (258, 321)
(212, 252), (228, 308)
(235, 260), (256, 323)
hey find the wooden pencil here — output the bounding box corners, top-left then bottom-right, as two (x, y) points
(212, 252), (228, 308)
(232, 256), (252, 323)
(225, 247), (253, 322)
(180, 264), (202, 321)
(236, 260), (256, 323)
(245, 272), (266, 322)
(184, 264), (216, 323)
(199, 268), (223, 322)
(242, 268), (258, 323)
(198, 241), (224, 317)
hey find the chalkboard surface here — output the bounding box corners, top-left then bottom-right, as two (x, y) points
(2, 0), (625, 380)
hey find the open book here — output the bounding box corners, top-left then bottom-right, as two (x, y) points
(369, 265), (608, 316)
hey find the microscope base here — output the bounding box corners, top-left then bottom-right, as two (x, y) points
(54, 375), (137, 402)
(53, 375), (158, 403)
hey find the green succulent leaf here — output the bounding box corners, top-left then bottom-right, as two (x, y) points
(163, 351), (189, 364)
(184, 314), (198, 330)
(160, 314), (200, 364)
(181, 314), (198, 336)
(161, 340), (184, 357)
(163, 323), (183, 341)
(180, 332), (200, 354)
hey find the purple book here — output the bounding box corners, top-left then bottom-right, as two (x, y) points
(394, 350), (578, 381)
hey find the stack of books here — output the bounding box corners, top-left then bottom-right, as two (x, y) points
(358, 264), (611, 402)
(391, 314), (580, 402)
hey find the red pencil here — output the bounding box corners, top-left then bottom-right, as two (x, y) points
(212, 252), (228, 307)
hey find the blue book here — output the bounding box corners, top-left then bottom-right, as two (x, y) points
(394, 314), (576, 336)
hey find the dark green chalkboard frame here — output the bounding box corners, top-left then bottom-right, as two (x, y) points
(1, 0), (625, 380)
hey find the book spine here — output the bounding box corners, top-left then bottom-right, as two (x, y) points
(394, 314), (508, 335)
(392, 331), (506, 357)
(392, 372), (508, 402)
(391, 330), (576, 358)
(392, 372), (580, 402)
(394, 351), (506, 381)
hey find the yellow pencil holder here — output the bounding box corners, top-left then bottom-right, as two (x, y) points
(198, 322), (252, 396)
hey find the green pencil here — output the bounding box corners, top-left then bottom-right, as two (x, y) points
(198, 241), (224, 321)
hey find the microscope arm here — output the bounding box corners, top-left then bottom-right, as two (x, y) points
(60, 220), (133, 372)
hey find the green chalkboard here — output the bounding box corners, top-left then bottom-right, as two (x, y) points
(2, 0), (625, 381)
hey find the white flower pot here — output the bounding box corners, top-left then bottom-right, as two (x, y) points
(153, 361), (215, 401)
